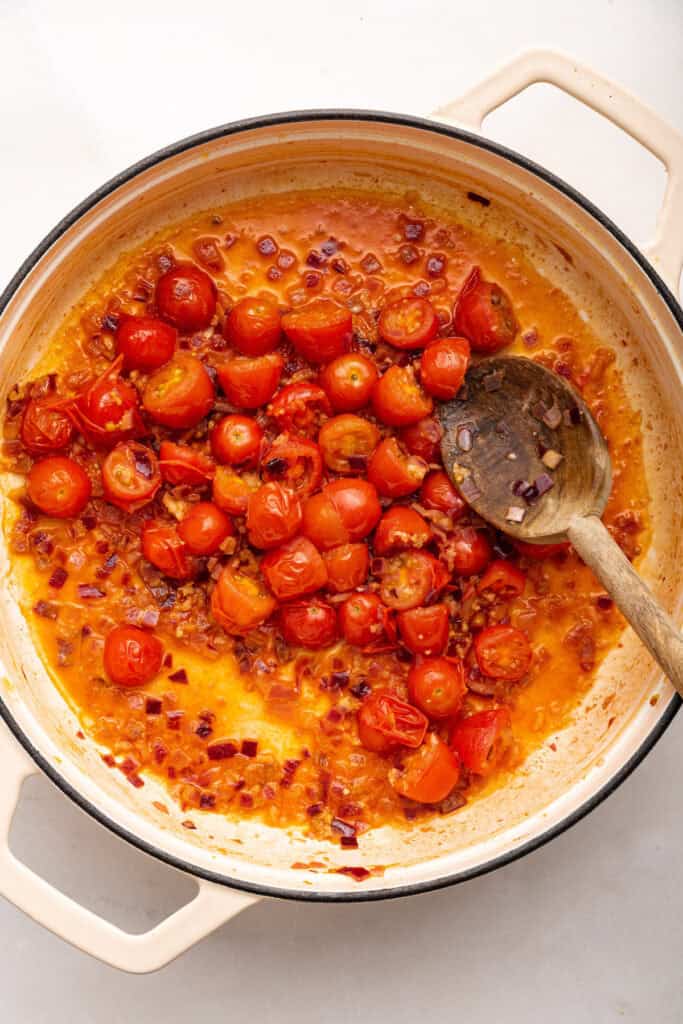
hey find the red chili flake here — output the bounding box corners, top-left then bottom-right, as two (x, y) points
(267, 266), (282, 281)
(76, 730), (85, 740)
(48, 567), (68, 589)
(199, 793), (216, 809)
(262, 784), (276, 800)
(182, 819), (196, 830)
(360, 253), (382, 274)
(127, 773), (144, 788)
(119, 757), (137, 775)
(426, 252), (447, 277)
(163, 652), (173, 669)
(78, 583), (106, 599)
(145, 698), (162, 715)
(101, 753), (115, 767)
(256, 235), (278, 257)
(207, 741), (237, 761)
(326, 707), (343, 723)
(167, 766), (176, 779)
(33, 600), (58, 620)
(166, 710), (184, 730)
(337, 866), (371, 882)
(95, 540), (109, 554)
(240, 793), (254, 808)
(307, 802), (324, 817)
(168, 668), (188, 684)
(241, 739), (258, 757)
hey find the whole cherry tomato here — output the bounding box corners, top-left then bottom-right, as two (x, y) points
(261, 536), (328, 600)
(372, 364), (433, 426)
(390, 733), (461, 803)
(453, 267), (518, 353)
(280, 598), (338, 649)
(211, 565), (276, 635)
(116, 315), (176, 371)
(367, 437), (427, 498)
(269, 382), (331, 436)
(211, 414), (262, 467)
(399, 416), (443, 463)
(420, 337), (470, 399)
(302, 479), (381, 550)
(318, 414), (380, 473)
(75, 355), (143, 448)
(357, 691), (427, 754)
(378, 297), (439, 350)
(397, 603), (449, 656)
(156, 263), (216, 332)
(419, 470), (466, 518)
(212, 466), (259, 515)
(450, 708), (512, 775)
(223, 294), (282, 355)
(247, 482), (302, 549)
(178, 501), (232, 555)
(141, 522), (194, 579)
(159, 441), (215, 486)
(103, 625), (163, 688)
(374, 506), (432, 556)
(102, 442), (161, 512)
(21, 398), (74, 455)
(478, 559), (526, 598)
(281, 298), (352, 364)
(512, 539), (570, 560)
(379, 550), (448, 610)
(322, 543), (369, 593)
(143, 353), (214, 429)
(339, 592), (393, 648)
(261, 434), (323, 498)
(320, 353), (378, 411)
(448, 527), (492, 576)
(408, 656), (466, 718)
(474, 625), (532, 681)
(28, 456), (91, 518)
(217, 352), (283, 409)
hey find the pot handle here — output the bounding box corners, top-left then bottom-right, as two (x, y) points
(432, 49), (683, 294)
(0, 721), (259, 973)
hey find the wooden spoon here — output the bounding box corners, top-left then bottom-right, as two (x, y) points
(438, 355), (683, 695)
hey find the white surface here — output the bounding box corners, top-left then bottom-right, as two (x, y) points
(0, 0), (682, 1018)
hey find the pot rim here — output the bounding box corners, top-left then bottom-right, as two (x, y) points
(1, 108), (681, 903)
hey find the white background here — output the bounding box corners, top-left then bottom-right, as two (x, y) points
(1, 1), (682, 1020)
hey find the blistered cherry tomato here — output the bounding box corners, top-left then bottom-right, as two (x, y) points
(261, 536), (328, 600)
(408, 656), (466, 718)
(211, 414), (262, 467)
(512, 539), (570, 560)
(76, 355), (143, 448)
(159, 441), (215, 486)
(449, 527), (492, 576)
(367, 437), (427, 498)
(474, 625), (532, 681)
(397, 603), (449, 656)
(156, 263), (216, 332)
(143, 353), (214, 429)
(320, 353), (378, 411)
(211, 565), (276, 635)
(318, 414), (380, 473)
(453, 267), (518, 353)
(419, 470), (466, 518)
(28, 456), (91, 518)
(420, 337), (470, 399)
(104, 625), (163, 688)
(303, 479), (381, 550)
(390, 733), (461, 803)
(280, 598), (338, 649)
(378, 297), (439, 350)
(380, 550), (448, 611)
(102, 442), (161, 512)
(223, 295), (282, 355)
(21, 398), (74, 455)
(217, 352), (283, 409)
(212, 466), (259, 515)
(116, 315), (176, 371)
(478, 559), (526, 598)
(322, 543), (369, 593)
(450, 708), (512, 775)
(399, 416), (443, 463)
(372, 364), (433, 426)
(281, 299), (352, 364)
(178, 501), (232, 555)
(269, 382), (331, 436)
(339, 592), (393, 648)
(261, 435), (323, 498)
(141, 522), (193, 580)
(247, 482), (302, 549)
(374, 506), (432, 556)
(357, 691), (427, 754)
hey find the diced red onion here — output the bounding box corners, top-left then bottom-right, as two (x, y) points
(534, 473), (554, 497)
(506, 505), (526, 523)
(207, 741), (237, 761)
(48, 567), (68, 589)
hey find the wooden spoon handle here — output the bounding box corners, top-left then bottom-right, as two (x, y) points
(567, 514), (683, 696)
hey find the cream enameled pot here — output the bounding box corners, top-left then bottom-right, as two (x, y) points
(1, 50), (682, 973)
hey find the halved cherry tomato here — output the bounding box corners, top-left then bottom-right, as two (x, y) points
(399, 416), (443, 463)
(159, 441), (215, 486)
(379, 550), (448, 611)
(379, 297), (439, 350)
(102, 442), (161, 512)
(453, 267), (518, 353)
(216, 352), (283, 409)
(21, 398), (74, 455)
(143, 353), (214, 429)
(357, 691), (427, 754)
(223, 294), (282, 355)
(75, 355), (143, 448)
(372, 364), (433, 426)
(478, 559), (526, 598)
(318, 414), (380, 473)
(178, 501), (232, 555)
(367, 437), (427, 498)
(512, 539), (570, 560)
(261, 434), (323, 499)
(448, 527), (492, 576)
(210, 414), (262, 467)
(420, 337), (470, 399)
(280, 598), (338, 649)
(474, 625), (532, 681)
(419, 470), (466, 519)
(281, 299), (352, 364)
(247, 482), (302, 549)
(408, 656), (466, 718)
(339, 593), (394, 648)
(141, 522), (193, 579)
(27, 456), (91, 518)
(302, 479), (381, 550)
(261, 536), (328, 600)
(156, 263), (216, 332)
(374, 506), (432, 556)
(323, 543), (369, 593)
(320, 353), (378, 411)
(390, 733), (461, 802)
(104, 625), (163, 688)
(268, 382), (331, 436)
(450, 708), (512, 775)
(116, 315), (176, 371)
(397, 603), (449, 656)
(212, 466), (259, 515)
(211, 565), (276, 635)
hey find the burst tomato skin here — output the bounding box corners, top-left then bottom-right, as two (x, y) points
(141, 522), (194, 580)
(261, 536), (328, 601)
(75, 355), (143, 448)
(390, 733), (461, 803)
(280, 598), (338, 648)
(247, 482), (302, 549)
(281, 299), (352, 364)
(143, 353), (214, 429)
(223, 294), (282, 355)
(478, 559), (526, 598)
(268, 382), (331, 436)
(379, 550), (448, 611)
(212, 466), (259, 515)
(357, 691), (427, 754)
(378, 297), (439, 350)
(116, 315), (176, 371)
(322, 543), (369, 593)
(408, 656), (466, 718)
(158, 441), (215, 486)
(27, 456), (91, 518)
(210, 414), (262, 467)
(448, 527), (492, 576)
(178, 501), (232, 555)
(419, 470), (466, 518)
(474, 625), (532, 681)
(261, 434), (323, 499)
(21, 398), (74, 455)
(372, 364), (433, 427)
(397, 603), (449, 656)
(211, 565), (276, 635)
(450, 708), (512, 775)
(302, 479), (381, 551)
(367, 437), (427, 498)
(318, 414), (380, 473)
(339, 592), (393, 648)
(102, 442), (161, 512)
(374, 506), (432, 556)
(453, 267), (518, 354)
(104, 625), (163, 688)
(420, 337), (470, 399)
(217, 352), (283, 409)
(320, 353), (378, 411)
(399, 416), (443, 463)
(156, 263), (216, 332)
(512, 539), (571, 560)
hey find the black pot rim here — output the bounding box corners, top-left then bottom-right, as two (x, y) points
(1, 108), (681, 905)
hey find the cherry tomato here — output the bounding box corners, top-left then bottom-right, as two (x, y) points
(159, 441), (215, 486)
(448, 526), (492, 576)
(102, 442), (161, 512)
(156, 263), (216, 332)
(103, 625), (163, 688)
(322, 543), (369, 593)
(216, 352), (283, 409)
(512, 539), (570, 560)
(116, 315), (176, 371)
(318, 414), (380, 473)
(399, 416), (443, 463)
(420, 337), (470, 399)
(212, 466), (259, 515)
(247, 482), (302, 549)
(210, 414), (262, 467)
(141, 522), (194, 579)
(143, 353), (214, 429)
(390, 733), (461, 803)
(380, 550), (448, 611)
(21, 397), (74, 455)
(339, 593), (394, 648)
(261, 434), (323, 498)
(211, 565), (276, 635)
(450, 708), (512, 775)
(374, 506), (432, 556)
(320, 353), (378, 411)
(419, 470), (466, 518)
(269, 382), (331, 436)
(357, 691), (427, 754)
(281, 298), (352, 364)
(27, 456), (91, 518)
(261, 536), (328, 601)
(372, 364), (433, 427)
(280, 598), (338, 649)
(378, 297), (439, 350)
(302, 479), (381, 550)
(75, 355), (143, 448)
(453, 267), (518, 353)
(367, 437), (427, 498)
(223, 294), (282, 355)
(408, 656), (466, 718)
(397, 603), (449, 656)
(478, 559), (526, 598)
(474, 624), (532, 681)
(178, 501), (233, 555)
